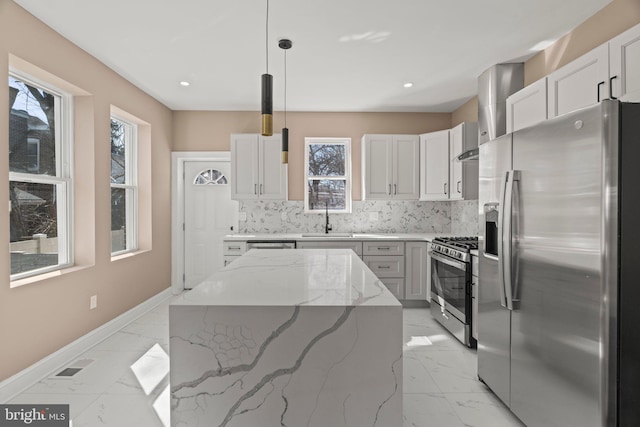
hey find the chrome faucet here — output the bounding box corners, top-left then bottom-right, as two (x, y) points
(325, 203), (332, 234)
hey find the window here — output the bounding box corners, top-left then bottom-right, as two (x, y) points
(9, 73), (72, 278)
(110, 116), (138, 254)
(304, 137), (351, 213)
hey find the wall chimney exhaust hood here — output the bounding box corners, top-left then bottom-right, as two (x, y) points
(477, 63), (524, 145)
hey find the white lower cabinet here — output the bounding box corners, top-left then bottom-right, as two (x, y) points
(364, 255), (405, 299)
(223, 241), (247, 266)
(405, 242), (428, 300)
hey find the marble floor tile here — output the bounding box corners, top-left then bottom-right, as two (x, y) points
(445, 392), (526, 427)
(403, 393), (466, 427)
(6, 304), (522, 427)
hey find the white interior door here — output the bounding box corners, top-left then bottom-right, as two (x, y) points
(184, 160), (238, 289)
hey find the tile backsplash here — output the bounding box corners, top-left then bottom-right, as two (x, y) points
(238, 199), (478, 235)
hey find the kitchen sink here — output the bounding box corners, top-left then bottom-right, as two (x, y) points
(300, 233), (354, 238)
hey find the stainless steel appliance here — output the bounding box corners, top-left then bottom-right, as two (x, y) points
(246, 240), (296, 250)
(430, 236), (478, 348)
(478, 100), (640, 426)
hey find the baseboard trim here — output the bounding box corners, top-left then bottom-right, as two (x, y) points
(0, 287), (173, 403)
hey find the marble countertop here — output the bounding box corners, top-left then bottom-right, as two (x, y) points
(223, 232), (449, 242)
(172, 249), (401, 307)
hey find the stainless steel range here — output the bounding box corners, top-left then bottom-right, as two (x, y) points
(429, 236), (478, 348)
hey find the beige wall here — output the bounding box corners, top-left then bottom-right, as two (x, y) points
(173, 111), (451, 200)
(0, 0), (172, 381)
(451, 97), (478, 127)
(451, 0), (640, 124)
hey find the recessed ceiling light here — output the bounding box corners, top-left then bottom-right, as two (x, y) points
(179, 81), (190, 87)
(403, 82), (413, 88)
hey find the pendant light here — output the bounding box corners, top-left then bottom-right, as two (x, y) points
(279, 38), (292, 164)
(261, 0), (273, 136)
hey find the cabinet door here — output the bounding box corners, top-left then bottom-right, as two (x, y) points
(506, 78), (548, 133)
(380, 278), (404, 300)
(420, 130), (450, 200)
(405, 242), (428, 300)
(230, 134), (259, 200)
(363, 135), (393, 199)
(259, 134), (286, 200)
(610, 23), (640, 102)
(392, 135), (420, 199)
(547, 43), (609, 118)
(449, 125), (463, 200)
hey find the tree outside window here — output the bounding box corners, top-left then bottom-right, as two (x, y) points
(304, 138), (351, 213)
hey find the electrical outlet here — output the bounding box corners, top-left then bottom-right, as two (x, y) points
(281, 212), (287, 221)
(90, 295), (97, 310)
(369, 212), (379, 221)
(239, 212), (247, 221)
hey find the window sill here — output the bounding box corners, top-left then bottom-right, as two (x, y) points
(10, 264), (92, 289)
(111, 248), (151, 262)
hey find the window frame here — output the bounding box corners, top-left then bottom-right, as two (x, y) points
(8, 69), (74, 281)
(110, 115), (138, 255)
(304, 137), (352, 214)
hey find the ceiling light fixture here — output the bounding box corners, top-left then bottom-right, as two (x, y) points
(279, 38), (292, 164)
(180, 81), (190, 87)
(261, 0), (273, 136)
(404, 82), (414, 88)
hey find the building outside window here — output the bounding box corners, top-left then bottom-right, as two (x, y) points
(304, 137), (351, 213)
(8, 73), (72, 278)
(110, 116), (138, 254)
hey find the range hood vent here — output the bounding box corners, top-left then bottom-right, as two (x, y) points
(477, 63), (524, 145)
(455, 147), (479, 162)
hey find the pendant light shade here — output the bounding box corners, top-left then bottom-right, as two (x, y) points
(261, 73), (273, 136)
(260, 0), (273, 136)
(279, 38), (292, 164)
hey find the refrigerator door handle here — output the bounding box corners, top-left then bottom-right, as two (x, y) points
(497, 171), (509, 309)
(501, 170), (520, 311)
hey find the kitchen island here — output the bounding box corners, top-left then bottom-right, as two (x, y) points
(169, 249), (402, 426)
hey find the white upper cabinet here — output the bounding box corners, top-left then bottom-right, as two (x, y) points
(506, 77), (548, 133)
(449, 122), (478, 201)
(610, 23), (640, 102)
(419, 130), (450, 200)
(362, 134), (419, 200)
(230, 133), (287, 200)
(547, 43), (610, 119)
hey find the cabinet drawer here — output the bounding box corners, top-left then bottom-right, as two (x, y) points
(364, 256), (405, 278)
(363, 241), (404, 256)
(297, 241), (363, 256)
(223, 241), (247, 255)
(380, 278), (404, 300)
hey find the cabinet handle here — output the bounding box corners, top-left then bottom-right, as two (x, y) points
(444, 183), (448, 195)
(254, 184), (257, 195)
(378, 265), (391, 269)
(394, 184), (397, 195)
(260, 183), (263, 194)
(457, 180), (461, 194)
(597, 81), (605, 102)
(388, 184), (392, 195)
(610, 76), (618, 100)
(229, 246), (241, 250)
(377, 247), (390, 250)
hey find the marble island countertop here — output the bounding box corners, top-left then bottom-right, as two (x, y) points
(170, 248), (403, 425)
(223, 232), (452, 242)
(173, 249), (401, 307)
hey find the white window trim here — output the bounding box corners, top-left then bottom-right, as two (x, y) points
(110, 115), (138, 256)
(9, 69), (74, 281)
(304, 137), (352, 214)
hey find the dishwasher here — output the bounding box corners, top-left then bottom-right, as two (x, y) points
(246, 240), (296, 250)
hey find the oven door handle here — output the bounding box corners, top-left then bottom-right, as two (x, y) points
(429, 251), (467, 271)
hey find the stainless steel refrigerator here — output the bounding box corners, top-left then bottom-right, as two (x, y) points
(477, 100), (640, 427)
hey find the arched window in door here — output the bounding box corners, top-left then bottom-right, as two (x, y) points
(194, 169), (228, 185)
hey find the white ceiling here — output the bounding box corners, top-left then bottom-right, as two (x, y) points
(14, 0), (611, 112)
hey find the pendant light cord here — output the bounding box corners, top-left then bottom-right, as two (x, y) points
(265, 0), (269, 74)
(284, 48), (287, 128)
